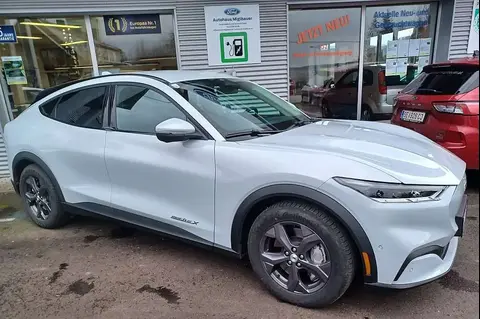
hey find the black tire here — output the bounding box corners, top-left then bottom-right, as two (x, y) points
(321, 100), (332, 118)
(19, 164), (69, 229)
(247, 201), (356, 308)
(361, 105), (374, 121)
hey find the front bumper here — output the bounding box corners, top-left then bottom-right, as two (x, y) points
(320, 175), (467, 288)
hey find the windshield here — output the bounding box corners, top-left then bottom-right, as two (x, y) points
(173, 78), (311, 137)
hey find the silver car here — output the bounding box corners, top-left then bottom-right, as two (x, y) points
(4, 71), (466, 308)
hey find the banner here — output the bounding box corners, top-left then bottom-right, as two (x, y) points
(103, 15), (161, 36)
(0, 25), (17, 43)
(467, 0), (479, 53)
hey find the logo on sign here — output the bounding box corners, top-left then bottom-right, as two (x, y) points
(224, 8), (240, 15)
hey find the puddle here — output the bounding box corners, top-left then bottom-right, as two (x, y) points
(67, 279), (94, 296)
(49, 263), (69, 284)
(137, 284), (180, 304)
(439, 270), (479, 293)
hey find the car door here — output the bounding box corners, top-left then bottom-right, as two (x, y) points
(35, 85), (111, 206)
(325, 70), (359, 118)
(104, 81), (216, 245)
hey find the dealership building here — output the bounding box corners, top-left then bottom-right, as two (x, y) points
(0, 0), (478, 176)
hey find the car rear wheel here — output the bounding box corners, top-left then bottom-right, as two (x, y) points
(361, 106), (373, 121)
(19, 164), (69, 229)
(247, 201), (356, 308)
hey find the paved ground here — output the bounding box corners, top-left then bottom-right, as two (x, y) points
(0, 176), (478, 319)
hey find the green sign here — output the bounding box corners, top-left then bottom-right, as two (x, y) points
(220, 32), (248, 63)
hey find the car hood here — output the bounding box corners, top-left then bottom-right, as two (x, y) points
(243, 120), (465, 185)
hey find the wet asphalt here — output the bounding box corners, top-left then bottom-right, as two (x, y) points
(0, 175), (478, 319)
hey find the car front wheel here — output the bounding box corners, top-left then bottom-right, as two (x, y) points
(19, 164), (69, 229)
(248, 201), (356, 308)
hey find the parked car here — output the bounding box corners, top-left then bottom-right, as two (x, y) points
(4, 71), (467, 308)
(391, 57), (479, 170)
(322, 64), (417, 120)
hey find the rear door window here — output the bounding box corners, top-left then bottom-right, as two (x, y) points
(402, 64), (479, 95)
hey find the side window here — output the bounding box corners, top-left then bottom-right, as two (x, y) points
(39, 98), (60, 116)
(363, 70), (374, 86)
(337, 71), (358, 88)
(115, 85), (187, 134)
(53, 86), (107, 129)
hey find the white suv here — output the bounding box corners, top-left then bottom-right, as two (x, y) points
(4, 71), (467, 308)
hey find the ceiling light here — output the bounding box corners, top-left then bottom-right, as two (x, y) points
(20, 21), (82, 29)
(17, 36), (43, 40)
(61, 40), (88, 46)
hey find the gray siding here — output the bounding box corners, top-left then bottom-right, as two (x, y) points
(449, 0), (476, 59)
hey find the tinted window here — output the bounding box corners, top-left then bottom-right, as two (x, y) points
(402, 64), (479, 95)
(363, 70), (373, 86)
(51, 86), (106, 128)
(40, 98), (60, 116)
(337, 71), (358, 88)
(115, 85), (186, 134)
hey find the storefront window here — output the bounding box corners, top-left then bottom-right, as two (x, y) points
(361, 3), (438, 119)
(288, 8), (361, 120)
(89, 13), (178, 73)
(0, 17), (93, 117)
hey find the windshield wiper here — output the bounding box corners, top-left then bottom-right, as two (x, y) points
(287, 118), (321, 129)
(225, 129), (282, 139)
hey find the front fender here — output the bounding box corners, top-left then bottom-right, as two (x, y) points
(230, 183), (378, 283)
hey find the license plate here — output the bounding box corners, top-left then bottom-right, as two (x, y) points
(400, 110), (426, 123)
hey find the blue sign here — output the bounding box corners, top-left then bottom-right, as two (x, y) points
(224, 8), (241, 16)
(103, 15), (161, 36)
(0, 25), (17, 43)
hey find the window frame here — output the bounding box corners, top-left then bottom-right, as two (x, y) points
(108, 82), (212, 140)
(38, 83), (111, 131)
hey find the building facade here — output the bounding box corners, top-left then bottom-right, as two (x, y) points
(0, 0), (478, 176)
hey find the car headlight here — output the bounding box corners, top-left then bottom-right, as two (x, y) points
(334, 177), (446, 203)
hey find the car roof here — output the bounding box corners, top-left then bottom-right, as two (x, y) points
(137, 70), (235, 83)
(33, 70), (235, 103)
(434, 57), (479, 66)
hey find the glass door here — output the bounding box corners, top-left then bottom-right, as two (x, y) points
(289, 7), (362, 120)
(361, 3), (438, 121)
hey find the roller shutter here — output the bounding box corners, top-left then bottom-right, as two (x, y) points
(449, 0), (476, 59)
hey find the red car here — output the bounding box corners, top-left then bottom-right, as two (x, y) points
(391, 57), (479, 170)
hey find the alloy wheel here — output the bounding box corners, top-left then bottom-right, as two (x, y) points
(259, 222), (331, 294)
(24, 176), (52, 220)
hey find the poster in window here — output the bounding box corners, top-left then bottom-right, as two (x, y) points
(396, 40), (409, 58)
(1, 56), (27, 85)
(408, 39), (421, 57)
(419, 38), (432, 56)
(386, 41), (398, 59)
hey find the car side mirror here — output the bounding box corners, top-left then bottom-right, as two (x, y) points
(154, 118), (202, 143)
